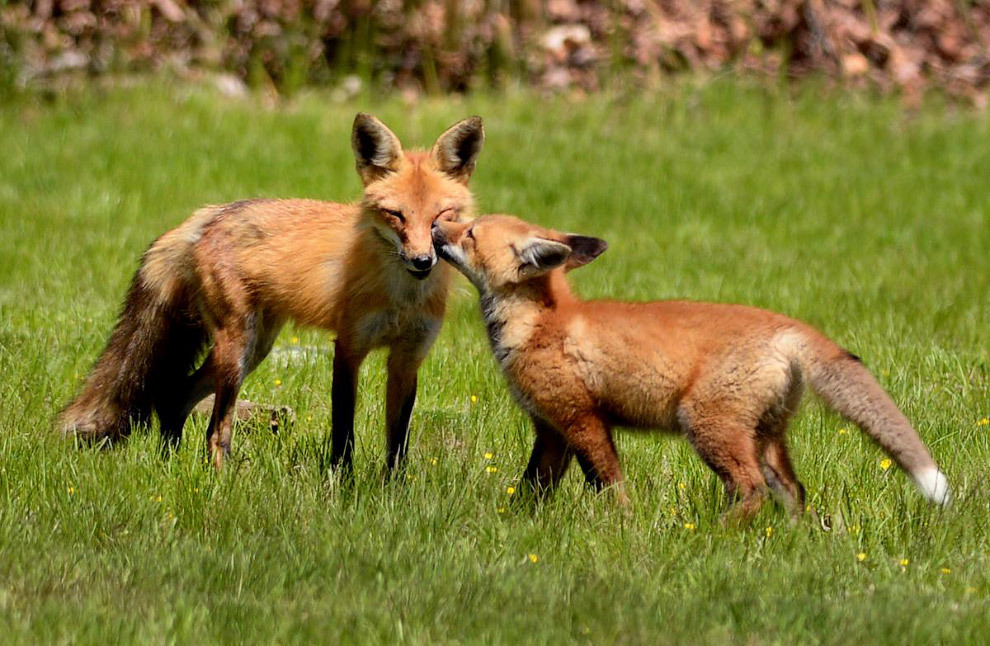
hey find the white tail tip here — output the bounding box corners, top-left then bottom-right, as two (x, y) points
(914, 467), (951, 506)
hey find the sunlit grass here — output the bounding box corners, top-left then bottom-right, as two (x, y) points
(0, 81), (987, 643)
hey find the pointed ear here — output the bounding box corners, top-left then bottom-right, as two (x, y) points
(431, 116), (485, 184)
(352, 113), (403, 185)
(563, 235), (607, 271)
(518, 238), (572, 278)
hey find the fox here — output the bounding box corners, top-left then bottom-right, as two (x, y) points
(59, 113), (485, 471)
(432, 214), (951, 517)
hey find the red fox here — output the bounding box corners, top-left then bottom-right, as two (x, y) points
(59, 114), (485, 471)
(432, 214), (951, 516)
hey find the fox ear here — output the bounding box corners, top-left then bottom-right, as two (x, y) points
(518, 238), (572, 277)
(431, 116), (485, 184)
(352, 114), (404, 185)
(564, 235), (607, 271)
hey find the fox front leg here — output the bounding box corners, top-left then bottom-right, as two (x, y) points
(383, 347), (423, 473)
(330, 340), (367, 473)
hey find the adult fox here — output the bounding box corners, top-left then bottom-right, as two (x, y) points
(432, 214), (951, 517)
(59, 114), (485, 471)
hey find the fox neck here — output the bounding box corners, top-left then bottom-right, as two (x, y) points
(479, 271), (573, 365)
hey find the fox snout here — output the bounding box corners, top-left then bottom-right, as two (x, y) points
(401, 249), (437, 279)
(432, 220), (468, 263)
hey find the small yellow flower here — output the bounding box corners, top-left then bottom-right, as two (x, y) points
(528, 553), (538, 563)
(430, 458), (438, 466)
(978, 417), (989, 426)
(506, 486), (515, 495)
(486, 465), (498, 474)
(193, 488), (199, 493)
(67, 486), (74, 495)
(153, 495), (162, 503)
(765, 526), (773, 538)
(838, 428), (848, 435)
(306, 415), (313, 422)
(497, 507), (506, 514)
(274, 378), (282, 387)
(900, 558), (910, 567)
(291, 336), (299, 344)
(880, 458), (892, 471)
(406, 474), (416, 481)
(684, 522), (696, 530)
(470, 395), (479, 404)
(678, 481), (686, 490)
(484, 452), (494, 460)
(856, 553), (867, 562)
(940, 568), (951, 574)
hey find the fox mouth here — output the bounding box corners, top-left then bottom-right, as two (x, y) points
(407, 267), (432, 280)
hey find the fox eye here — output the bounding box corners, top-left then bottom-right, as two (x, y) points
(382, 208), (404, 222)
(465, 227), (475, 240)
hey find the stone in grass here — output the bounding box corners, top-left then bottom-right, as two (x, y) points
(191, 396), (296, 434)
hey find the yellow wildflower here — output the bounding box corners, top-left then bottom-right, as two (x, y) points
(765, 526), (773, 538)
(291, 336), (299, 344)
(67, 486), (74, 495)
(274, 378), (282, 386)
(880, 458), (892, 471)
(940, 568), (951, 574)
(506, 486), (515, 495)
(900, 558), (910, 567)
(684, 522), (696, 530)
(838, 428), (848, 435)
(978, 417), (989, 426)
(856, 553), (867, 562)
(528, 554), (538, 563)
(497, 507), (506, 514)
(430, 458), (438, 466)
(470, 395), (479, 404)
(486, 466), (498, 474)
(484, 452), (494, 460)
(678, 482), (686, 490)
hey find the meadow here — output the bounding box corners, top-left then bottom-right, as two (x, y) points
(0, 82), (987, 644)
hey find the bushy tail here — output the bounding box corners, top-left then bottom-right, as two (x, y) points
(58, 260), (206, 442)
(803, 340), (951, 505)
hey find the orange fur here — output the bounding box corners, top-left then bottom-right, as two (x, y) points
(434, 214), (951, 517)
(60, 114), (485, 473)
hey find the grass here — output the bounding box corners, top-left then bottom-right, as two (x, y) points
(0, 80), (988, 643)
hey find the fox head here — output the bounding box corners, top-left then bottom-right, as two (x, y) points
(432, 214), (608, 293)
(352, 114), (484, 279)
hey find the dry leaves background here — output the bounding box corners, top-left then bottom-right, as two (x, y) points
(2, 1), (987, 105)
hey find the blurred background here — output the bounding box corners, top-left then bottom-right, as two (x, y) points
(2, 0), (988, 106)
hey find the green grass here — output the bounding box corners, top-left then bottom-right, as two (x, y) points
(1, 81), (988, 644)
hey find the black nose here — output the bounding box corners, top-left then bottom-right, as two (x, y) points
(411, 255), (434, 271)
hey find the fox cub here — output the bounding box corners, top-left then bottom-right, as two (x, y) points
(60, 114), (485, 471)
(433, 214), (950, 516)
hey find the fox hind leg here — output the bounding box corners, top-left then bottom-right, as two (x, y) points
(680, 407), (769, 521)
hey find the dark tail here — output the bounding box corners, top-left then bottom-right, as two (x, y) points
(58, 264), (206, 442)
(803, 341), (951, 505)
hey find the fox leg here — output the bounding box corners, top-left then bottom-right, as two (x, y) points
(681, 411), (768, 520)
(521, 419), (574, 496)
(159, 313), (283, 447)
(562, 416), (629, 505)
(760, 436), (805, 514)
(205, 316), (256, 471)
(383, 347), (423, 472)
(158, 361), (215, 448)
(330, 340), (367, 473)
